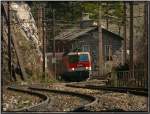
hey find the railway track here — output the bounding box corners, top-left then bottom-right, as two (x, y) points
(65, 82), (148, 96)
(4, 81), (148, 112)
(7, 86), (49, 111)
(28, 86), (98, 112)
(5, 85), (98, 112)
(64, 82), (148, 111)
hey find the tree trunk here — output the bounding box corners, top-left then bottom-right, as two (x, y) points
(42, 7), (46, 80)
(7, 1), (12, 81)
(52, 7), (56, 79)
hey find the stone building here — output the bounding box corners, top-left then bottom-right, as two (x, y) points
(49, 14), (123, 76)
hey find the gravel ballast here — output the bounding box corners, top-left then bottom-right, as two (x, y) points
(2, 88), (42, 111)
(45, 82), (148, 112)
(2, 81), (148, 112)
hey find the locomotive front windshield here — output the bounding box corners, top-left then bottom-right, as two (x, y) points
(69, 54), (89, 63)
(79, 54), (89, 61)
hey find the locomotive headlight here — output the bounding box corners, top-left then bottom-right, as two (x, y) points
(72, 68), (75, 71)
(86, 67), (91, 70)
(89, 67), (91, 70)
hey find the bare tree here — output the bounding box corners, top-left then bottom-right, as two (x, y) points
(144, 2), (148, 80)
(129, 2), (134, 76)
(7, 1), (12, 81)
(98, 2), (104, 76)
(42, 7), (46, 80)
(123, 2), (127, 64)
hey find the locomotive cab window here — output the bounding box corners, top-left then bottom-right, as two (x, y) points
(69, 55), (79, 63)
(69, 54), (89, 63)
(79, 54), (89, 61)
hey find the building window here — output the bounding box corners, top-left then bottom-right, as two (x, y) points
(104, 45), (112, 61)
(82, 45), (90, 52)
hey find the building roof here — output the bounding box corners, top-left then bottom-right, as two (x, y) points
(54, 26), (123, 41)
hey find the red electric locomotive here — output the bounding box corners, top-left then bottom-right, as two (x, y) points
(60, 52), (92, 81)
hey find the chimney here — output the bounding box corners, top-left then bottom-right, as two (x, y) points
(80, 13), (94, 29)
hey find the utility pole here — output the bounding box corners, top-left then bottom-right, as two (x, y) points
(42, 6), (46, 80)
(52, 7), (56, 79)
(2, 13), (4, 85)
(8, 1), (12, 81)
(98, 2), (104, 76)
(147, 2), (150, 89)
(129, 2), (134, 77)
(123, 2), (127, 64)
(37, 7), (41, 41)
(144, 2), (148, 84)
(106, 2), (109, 30)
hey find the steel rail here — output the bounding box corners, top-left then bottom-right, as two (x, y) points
(7, 86), (50, 112)
(6, 85), (98, 112)
(28, 86), (98, 112)
(66, 83), (148, 97)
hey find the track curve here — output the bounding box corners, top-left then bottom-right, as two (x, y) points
(65, 83), (148, 96)
(28, 86), (98, 112)
(7, 85), (98, 112)
(7, 86), (50, 111)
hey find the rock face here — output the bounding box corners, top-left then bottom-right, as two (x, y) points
(10, 2), (44, 81)
(2, 2), (45, 83)
(10, 2), (41, 51)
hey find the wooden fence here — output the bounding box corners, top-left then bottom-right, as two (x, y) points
(107, 70), (148, 89)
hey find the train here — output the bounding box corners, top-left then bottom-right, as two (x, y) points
(46, 51), (92, 81)
(61, 52), (92, 81)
